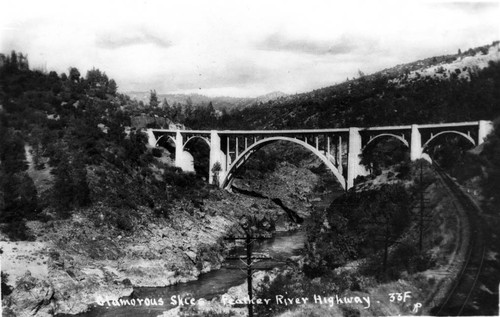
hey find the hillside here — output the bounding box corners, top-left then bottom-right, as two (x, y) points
(214, 41), (500, 130)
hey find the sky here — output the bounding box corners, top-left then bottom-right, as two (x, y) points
(1, 0), (499, 97)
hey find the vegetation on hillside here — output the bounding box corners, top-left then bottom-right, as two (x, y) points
(255, 161), (439, 317)
(0, 51), (209, 240)
(305, 183), (411, 277)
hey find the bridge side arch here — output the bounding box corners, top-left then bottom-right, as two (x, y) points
(183, 136), (211, 151)
(422, 131), (476, 151)
(220, 136), (346, 190)
(154, 134), (176, 147)
(362, 133), (409, 152)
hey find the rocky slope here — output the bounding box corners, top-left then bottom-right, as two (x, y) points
(233, 162), (319, 223)
(231, 142), (344, 228)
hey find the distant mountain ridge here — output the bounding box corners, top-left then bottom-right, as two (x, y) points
(125, 91), (287, 110)
(268, 41), (500, 106)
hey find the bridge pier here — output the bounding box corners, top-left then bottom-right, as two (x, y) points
(410, 124), (422, 161)
(347, 128), (363, 189)
(209, 131), (227, 186)
(478, 120), (493, 144)
(175, 130), (195, 172)
(146, 129), (157, 147)
(337, 136), (343, 176)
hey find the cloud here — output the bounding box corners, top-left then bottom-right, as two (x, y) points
(164, 58), (270, 92)
(257, 33), (378, 56)
(2, 0), (499, 97)
(437, 1), (499, 13)
(96, 28), (173, 49)
(258, 33), (339, 55)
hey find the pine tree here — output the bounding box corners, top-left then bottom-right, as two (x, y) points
(0, 172), (37, 222)
(72, 154), (90, 207)
(0, 130), (28, 174)
(162, 98), (170, 108)
(211, 161), (222, 186)
(107, 79), (117, 95)
(68, 67), (81, 83)
(149, 90), (159, 107)
(52, 153), (73, 215)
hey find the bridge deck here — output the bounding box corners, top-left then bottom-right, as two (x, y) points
(149, 121), (482, 134)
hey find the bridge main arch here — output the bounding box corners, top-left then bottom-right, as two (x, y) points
(220, 136), (346, 190)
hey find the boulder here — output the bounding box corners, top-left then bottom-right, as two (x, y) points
(6, 271), (55, 317)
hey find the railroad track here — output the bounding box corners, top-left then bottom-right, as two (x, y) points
(431, 164), (487, 316)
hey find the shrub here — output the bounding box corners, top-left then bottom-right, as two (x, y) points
(1, 271), (13, 298)
(116, 215), (134, 231)
(359, 242), (435, 282)
(396, 162), (410, 179)
(255, 272), (306, 317)
(342, 306), (361, 317)
(1, 221), (35, 241)
(152, 148), (163, 157)
(154, 201), (172, 218)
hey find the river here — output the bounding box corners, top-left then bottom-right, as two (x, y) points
(74, 190), (340, 317)
(74, 230), (306, 317)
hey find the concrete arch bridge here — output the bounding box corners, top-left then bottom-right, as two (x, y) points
(147, 121), (492, 190)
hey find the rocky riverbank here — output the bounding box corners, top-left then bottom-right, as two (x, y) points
(0, 188), (296, 317)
